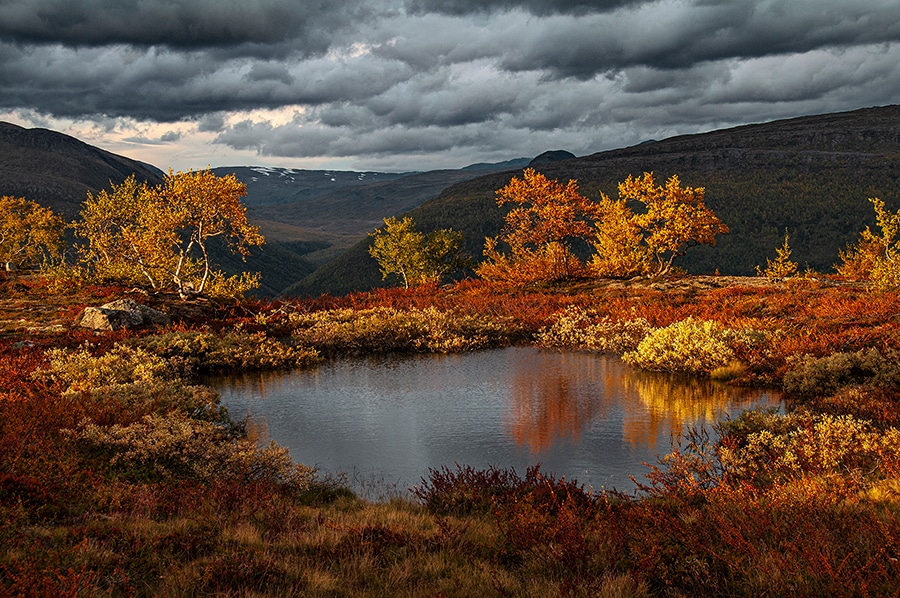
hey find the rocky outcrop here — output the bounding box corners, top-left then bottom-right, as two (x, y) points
(77, 299), (170, 331)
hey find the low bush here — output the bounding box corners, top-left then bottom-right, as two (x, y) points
(65, 381), (230, 426)
(623, 317), (766, 375)
(289, 306), (508, 356)
(717, 409), (900, 489)
(535, 305), (653, 353)
(132, 330), (320, 373)
(783, 348), (900, 397)
(39, 344), (173, 393)
(64, 412), (316, 489)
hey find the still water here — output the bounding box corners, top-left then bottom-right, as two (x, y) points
(213, 347), (781, 494)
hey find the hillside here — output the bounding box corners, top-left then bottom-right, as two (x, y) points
(286, 105), (900, 297)
(0, 122), (165, 219)
(213, 160), (530, 267)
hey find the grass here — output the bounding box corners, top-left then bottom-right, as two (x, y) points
(3, 272), (900, 595)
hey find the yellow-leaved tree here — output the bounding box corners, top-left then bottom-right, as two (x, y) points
(590, 193), (649, 277)
(593, 172), (729, 277)
(74, 169), (264, 298)
(756, 229), (798, 279)
(368, 216), (466, 289)
(74, 175), (172, 288)
(0, 196), (65, 270)
(151, 168), (265, 296)
(477, 168), (600, 283)
(836, 197), (900, 289)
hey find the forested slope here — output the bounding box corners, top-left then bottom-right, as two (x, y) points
(287, 105), (900, 297)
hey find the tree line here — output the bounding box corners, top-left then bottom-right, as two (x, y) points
(3, 166), (898, 296)
(369, 168), (900, 290)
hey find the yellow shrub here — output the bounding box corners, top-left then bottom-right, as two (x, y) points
(133, 331), (320, 372)
(289, 307), (507, 355)
(41, 344), (172, 392)
(623, 317), (762, 374)
(65, 413), (316, 488)
(718, 410), (900, 487)
(536, 305), (652, 353)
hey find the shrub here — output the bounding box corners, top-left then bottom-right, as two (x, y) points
(39, 344), (172, 393)
(623, 317), (765, 374)
(783, 348), (900, 397)
(289, 306), (508, 355)
(132, 331), (320, 373)
(64, 413), (316, 488)
(535, 305), (652, 353)
(717, 410), (900, 488)
(70, 381), (230, 426)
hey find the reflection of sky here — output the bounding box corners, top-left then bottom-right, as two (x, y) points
(213, 347), (781, 494)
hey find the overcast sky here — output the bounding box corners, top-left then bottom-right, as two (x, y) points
(1, 0), (898, 172)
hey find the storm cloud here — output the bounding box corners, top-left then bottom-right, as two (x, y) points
(0, 0), (897, 171)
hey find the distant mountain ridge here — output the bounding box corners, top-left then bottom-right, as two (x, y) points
(6, 106), (899, 299)
(286, 105), (900, 297)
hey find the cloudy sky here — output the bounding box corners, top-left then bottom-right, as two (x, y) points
(1, 0), (898, 172)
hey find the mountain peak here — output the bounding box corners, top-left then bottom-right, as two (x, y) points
(529, 150), (577, 167)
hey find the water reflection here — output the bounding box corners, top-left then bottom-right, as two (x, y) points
(212, 347), (780, 492)
(504, 351), (774, 453)
(622, 371), (772, 448)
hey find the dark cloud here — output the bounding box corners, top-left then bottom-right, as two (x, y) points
(498, 1), (900, 79)
(0, 0), (897, 171)
(0, 0), (355, 54)
(197, 113), (227, 133)
(405, 0), (650, 16)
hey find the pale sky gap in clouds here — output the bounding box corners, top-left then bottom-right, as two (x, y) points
(0, 0), (898, 172)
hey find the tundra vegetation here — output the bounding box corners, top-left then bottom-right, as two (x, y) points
(2, 171), (900, 595)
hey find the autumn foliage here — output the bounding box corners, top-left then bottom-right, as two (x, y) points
(0, 195), (65, 269)
(72, 169), (263, 298)
(368, 216), (466, 288)
(3, 273), (900, 595)
(479, 169), (729, 283)
(837, 196), (900, 289)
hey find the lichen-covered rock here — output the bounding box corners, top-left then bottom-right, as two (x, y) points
(77, 299), (170, 330)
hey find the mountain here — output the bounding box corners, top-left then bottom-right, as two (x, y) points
(529, 150), (577, 166)
(0, 122), (164, 219)
(214, 159), (530, 245)
(286, 105), (900, 297)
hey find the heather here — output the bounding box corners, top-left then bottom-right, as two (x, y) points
(3, 274), (900, 595)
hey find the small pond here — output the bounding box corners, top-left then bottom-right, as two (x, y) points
(212, 347), (781, 495)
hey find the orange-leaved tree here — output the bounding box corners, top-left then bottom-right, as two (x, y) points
(593, 172), (728, 277)
(477, 168), (600, 283)
(74, 169), (264, 298)
(151, 168), (264, 296)
(0, 195), (65, 270)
